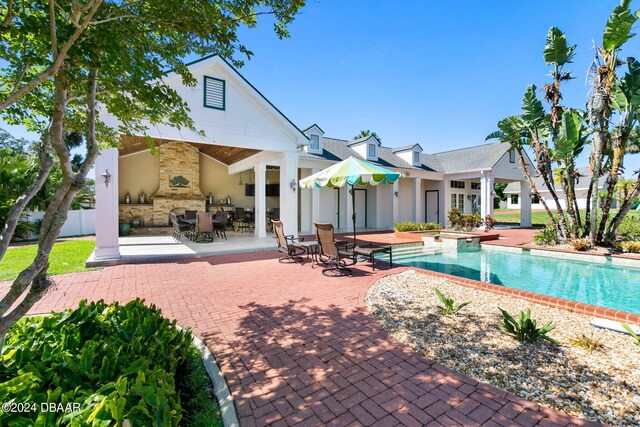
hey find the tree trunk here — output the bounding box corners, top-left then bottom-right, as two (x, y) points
(516, 148), (559, 233)
(605, 176), (639, 241)
(0, 132), (54, 261)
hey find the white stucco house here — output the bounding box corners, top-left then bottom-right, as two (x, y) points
(93, 55), (534, 261)
(503, 167), (610, 210)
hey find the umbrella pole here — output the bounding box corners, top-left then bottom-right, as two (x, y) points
(351, 184), (357, 245)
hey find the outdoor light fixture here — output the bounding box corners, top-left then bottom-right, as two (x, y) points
(238, 172), (243, 186)
(290, 179), (297, 191)
(394, 191), (399, 197)
(102, 169), (112, 188)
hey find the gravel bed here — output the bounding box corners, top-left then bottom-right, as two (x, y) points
(365, 270), (640, 426)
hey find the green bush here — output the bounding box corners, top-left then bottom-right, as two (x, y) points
(447, 208), (482, 231)
(498, 308), (559, 344)
(394, 221), (442, 232)
(617, 216), (640, 241)
(0, 299), (220, 426)
(435, 288), (471, 316)
(532, 225), (559, 246)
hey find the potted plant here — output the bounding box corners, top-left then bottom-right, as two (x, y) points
(119, 221), (130, 236)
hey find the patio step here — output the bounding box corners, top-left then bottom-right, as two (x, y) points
(391, 245), (441, 261)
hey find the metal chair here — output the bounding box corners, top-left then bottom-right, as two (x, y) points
(194, 212), (214, 243)
(214, 211), (228, 240)
(272, 220), (306, 263)
(314, 223), (356, 276)
(235, 207), (253, 232)
(169, 212), (192, 242)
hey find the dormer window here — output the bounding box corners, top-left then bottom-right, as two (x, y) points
(310, 135), (320, 151)
(367, 142), (377, 160)
(412, 150), (421, 166)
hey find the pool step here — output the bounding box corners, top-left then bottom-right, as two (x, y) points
(391, 244), (441, 261)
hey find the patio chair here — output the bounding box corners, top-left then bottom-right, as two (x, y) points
(185, 210), (197, 221)
(272, 220), (306, 263)
(214, 211), (228, 240)
(314, 222), (356, 276)
(235, 207), (253, 233)
(169, 212), (192, 242)
(194, 212), (214, 243)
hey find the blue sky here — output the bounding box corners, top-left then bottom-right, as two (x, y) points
(4, 0), (640, 175)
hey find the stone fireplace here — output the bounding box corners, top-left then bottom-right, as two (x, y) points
(152, 141), (205, 225)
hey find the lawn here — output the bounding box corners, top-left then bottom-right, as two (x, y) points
(0, 239), (96, 281)
(493, 208), (640, 227)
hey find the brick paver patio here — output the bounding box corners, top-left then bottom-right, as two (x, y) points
(3, 251), (598, 426)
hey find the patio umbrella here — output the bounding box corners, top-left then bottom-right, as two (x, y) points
(299, 156), (402, 243)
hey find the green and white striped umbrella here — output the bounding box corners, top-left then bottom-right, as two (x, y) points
(299, 156), (402, 243)
(299, 156), (401, 189)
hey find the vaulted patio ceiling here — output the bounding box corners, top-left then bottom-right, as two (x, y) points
(118, 136), (261, 165)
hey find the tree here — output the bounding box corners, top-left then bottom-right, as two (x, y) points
(488, 0), (640, 245)
(354, 129), (381, 141)
(493, 182), (508, 208)
(0, 0), (305, 349)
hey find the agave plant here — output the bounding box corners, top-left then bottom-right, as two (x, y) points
(434, 288), (471, 316)
(498, 308), (559, 344)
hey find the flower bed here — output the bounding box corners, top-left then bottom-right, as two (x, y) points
(0, 299), (221, 426)
(366, 271), (640, 426)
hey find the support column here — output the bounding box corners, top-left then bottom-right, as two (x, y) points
(520, 180), (532, 227)
(310, 168), (320, 229)
(480, 172), (495, 219)
(254, 163), (267, 238)
(94, 148), (120, 260)
(279, 151), (299, 236)
(392, 180), (399, 224)
(412, 178), (421, 222)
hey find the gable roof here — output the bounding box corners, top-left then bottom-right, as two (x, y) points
(393, 143), (423, 153)
(347, 135), (381, 147)
(504, 167), (607, 193)
(430, 143), (510, 174)
(303, 124), (325, 134)
(172, 55), (308, 142)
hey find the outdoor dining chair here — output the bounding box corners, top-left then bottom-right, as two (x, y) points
(314, 222), (357, 276)
(272, 220), (306, 263)
(194, 212), (214, 243)
(214, 211), (228, 240)
(169, 212), (193, 242)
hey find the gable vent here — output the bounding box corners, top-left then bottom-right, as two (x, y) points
(204, 76), (225, 110)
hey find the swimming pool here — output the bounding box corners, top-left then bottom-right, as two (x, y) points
(391, 248), (640, 314)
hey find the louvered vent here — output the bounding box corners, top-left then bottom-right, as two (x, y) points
(204, 76), (225, 110)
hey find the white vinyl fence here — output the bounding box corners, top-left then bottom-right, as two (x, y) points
(25, 209), (96, 237)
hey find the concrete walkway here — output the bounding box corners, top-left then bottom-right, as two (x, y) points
(6, 251), (597, 426)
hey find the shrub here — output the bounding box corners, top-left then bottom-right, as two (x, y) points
(498, 308), (559, 344)
(447, 208), (462, 229)
(435, 288), (471, 316)
(621, 241), (640, 253)
(621, 323), (640, 347)
(569, 333), (605, 352)
(0, 299), (219, 426)
(568, 238), (592, 251)
(617, 216), (640, 241)
(448, 208), (482, 231)
(394, 221), (442, 232)
(483, 215), (497, 232)
(532, 225), (558, 246)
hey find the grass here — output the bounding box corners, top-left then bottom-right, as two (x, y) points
(178, 346), (223, 427)
(0, 239), (96, 281)
(493, 208), (640, 227)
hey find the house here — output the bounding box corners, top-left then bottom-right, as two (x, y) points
(503, 167), (610, 210)
(92, 55), (534, 261)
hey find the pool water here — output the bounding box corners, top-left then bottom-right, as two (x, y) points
(390, 249), (640, 314)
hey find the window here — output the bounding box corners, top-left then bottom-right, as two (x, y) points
(412, 150), (421, 165)
(471, 182), (481, 190)
(458, 194), (464, 212)
(451, 194), (458, 209)
(204, 76), (225, 110)
(309, 135), (320, 151)
(511, 195), (519, 204)
(532, 194), (540, 204)
(509, 149), (516, 163)
(367, 143), (376, 159)
(450, 180), (465, 189)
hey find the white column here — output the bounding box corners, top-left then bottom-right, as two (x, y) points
(520, 180), (532, 227)
(310, 168), (320, 229)
(279, 151), (299, 236)
(412, 178), (421, 222)
(254, 163), (267, 238)
(94, 148), (120, 260)
(480, 172), (495, 219)
(391, 180), (399, 225)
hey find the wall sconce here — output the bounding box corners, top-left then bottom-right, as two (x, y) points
(102, 169), (112, 188)
(394, 191), (399, 197)
(467, 195), (473, 200)
(290, 179), (297, 191)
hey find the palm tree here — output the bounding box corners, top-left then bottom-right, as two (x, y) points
(353, 130), (381, 141)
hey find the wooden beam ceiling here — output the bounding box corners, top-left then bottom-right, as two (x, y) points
(119, 136), (260, 165)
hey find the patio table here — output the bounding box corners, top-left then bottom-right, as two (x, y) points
(353, 245), (392, 271)
(298, 240), (319, 267)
